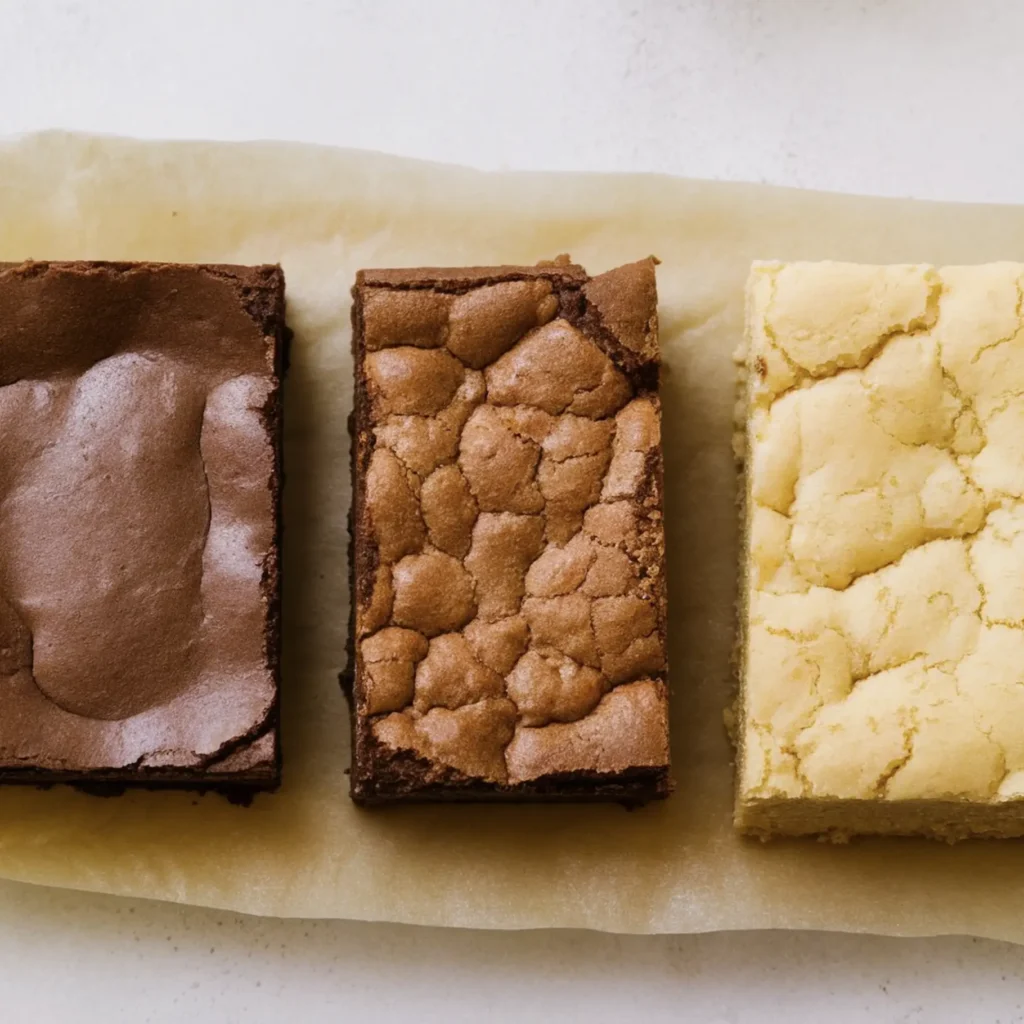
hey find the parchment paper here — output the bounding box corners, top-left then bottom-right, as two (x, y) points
(3, 132), (1024, 940)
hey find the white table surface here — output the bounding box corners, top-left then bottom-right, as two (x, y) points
(3, 1), (1024, 1020)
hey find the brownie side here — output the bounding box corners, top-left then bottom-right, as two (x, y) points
(348, 258), (670, 805)
(357, 261), (588, 290)
(0, 261), (288, 793)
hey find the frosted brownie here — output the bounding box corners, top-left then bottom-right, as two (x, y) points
(349, 258), (670, 804)
(738, 261), (1024, 840)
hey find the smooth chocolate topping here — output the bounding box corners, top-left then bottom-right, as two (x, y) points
(0, 261), (284, 784)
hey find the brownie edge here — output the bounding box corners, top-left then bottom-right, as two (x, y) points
(347, 258), (671, 805)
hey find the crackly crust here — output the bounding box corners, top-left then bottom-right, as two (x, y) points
(737, 260), (1024, 839)
(348, 258), (670, 804)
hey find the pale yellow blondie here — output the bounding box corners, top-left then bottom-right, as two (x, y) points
(738, 261), (1024, 840)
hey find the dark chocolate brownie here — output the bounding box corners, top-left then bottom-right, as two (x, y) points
(348, 257), (671, 804)
(0, 260), (287, 793)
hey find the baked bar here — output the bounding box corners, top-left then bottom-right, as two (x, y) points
(0, 260), (286, 793)
(349, 258), (670, 804)
(738, 260), (1024, 839)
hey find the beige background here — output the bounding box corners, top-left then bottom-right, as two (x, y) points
(3, 131), (1024, 941)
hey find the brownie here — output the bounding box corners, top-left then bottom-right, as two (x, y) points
(0, 260), (287, 794)
(738, 260), (1024, 840)
(348, 257), (671, 804)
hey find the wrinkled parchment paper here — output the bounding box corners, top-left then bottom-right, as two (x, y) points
(3, 132), (1024, 939)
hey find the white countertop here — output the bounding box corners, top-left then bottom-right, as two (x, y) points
(3, 1), (1024, 1020)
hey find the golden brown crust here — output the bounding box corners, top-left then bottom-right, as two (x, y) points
(349, 258), (670, 804)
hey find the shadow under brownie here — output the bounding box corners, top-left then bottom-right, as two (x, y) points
(348, 257), (671, 804)
(0, 260), (286, 793)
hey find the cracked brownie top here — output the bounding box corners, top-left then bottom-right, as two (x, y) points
(741, 261), (1024, 808)
(350, 258), (670, 802)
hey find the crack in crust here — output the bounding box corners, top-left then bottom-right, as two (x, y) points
(350, 259), (670, 802)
